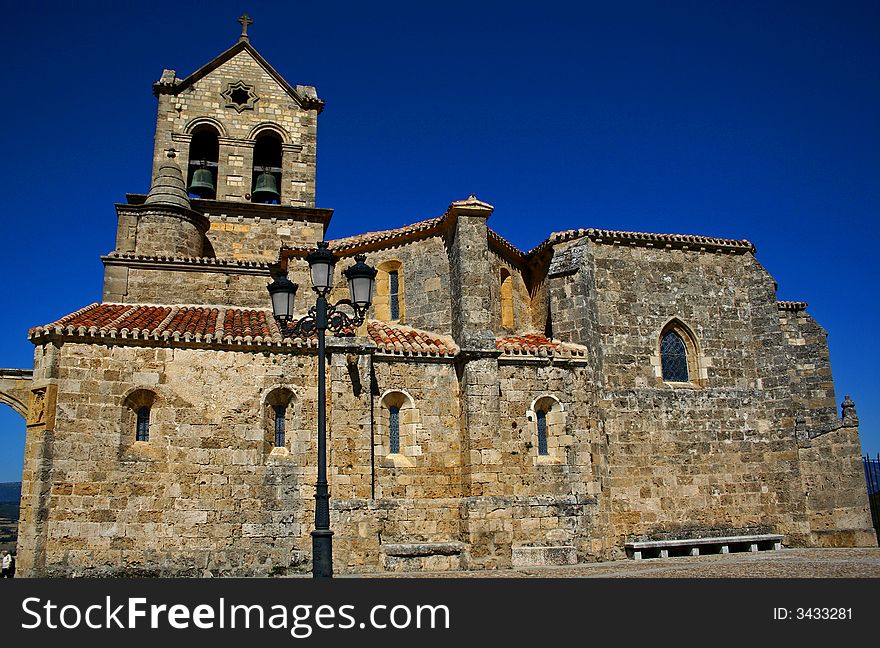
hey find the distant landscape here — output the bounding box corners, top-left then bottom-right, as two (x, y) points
(0, 481), (20, 553)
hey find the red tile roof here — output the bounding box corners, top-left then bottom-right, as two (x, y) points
(281, 216), (446, 260)
(496, 333), (588, 358)
(28, 303), (458, 356)
(367, 321), (458, 357)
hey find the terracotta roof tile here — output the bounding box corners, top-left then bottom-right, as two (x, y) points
(281, 217), (446, 260)
(367, 321), (458, 357)
(496, 333), (588, 358)
(29, 303), (458, 356)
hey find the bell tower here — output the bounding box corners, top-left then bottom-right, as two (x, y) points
(150, 14), (324, 207)
(103, 17), (333, 305)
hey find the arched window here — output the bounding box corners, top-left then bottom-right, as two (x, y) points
(123, 389), (157, 444)
(186, 126), (220, 199)
(389, 270), (400, 321)
(273, 404), (286, 447)
(500, 269), (514, 330)
(389, 405), (400, 454)
(136, 406), (151, 442)
(378, 390), (420, 467)
(375, 260), (405, 322)
(528, 396), (565, 464)
(660, 330), (689, 382)
(265, 388), (295, 454)
(252, 133), (282, 204)
(536, 408), (548, 455)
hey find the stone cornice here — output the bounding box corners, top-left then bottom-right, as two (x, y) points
(777, 301), (809, 312)
(101, 252), (273, 276)
(125, 194), (332, 227)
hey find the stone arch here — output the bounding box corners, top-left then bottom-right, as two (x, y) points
(655, 317), (704, 387)
(0, 391), (27, 419)
(527, 395), (566, 464)
(374, 260), (405, 322)
(184, 116), (228, 137)
(0, 370), (33, 419)
(377, 389), (420, 467)
(247, 122), (291, 144)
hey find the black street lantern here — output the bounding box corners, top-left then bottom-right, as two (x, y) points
(268, 242), (377, 578)
(266, 271), (297, 325)
(305, 241), (338, 294)
(343, 254), (378, 310)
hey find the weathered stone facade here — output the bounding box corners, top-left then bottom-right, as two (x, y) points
(9, 25), (875, 577)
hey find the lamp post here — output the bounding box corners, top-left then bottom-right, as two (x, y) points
(267, 241), (377, 578)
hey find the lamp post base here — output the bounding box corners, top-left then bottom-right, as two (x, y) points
(312, 529), (334, 578)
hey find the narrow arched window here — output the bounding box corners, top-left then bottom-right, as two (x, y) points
(389, 270), (400, 320)
(536, 409), (548, 455)
(389, 405), (400, 454)
(273, 404), (286, 447)
(136, 406), (150, 442)
(376, 261), (405, 322)
(661, 330), (689, 382)
(500, 269), (514, 329)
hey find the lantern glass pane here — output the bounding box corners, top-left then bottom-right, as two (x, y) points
(271, 289), (294, 319)
(310, 261), (335, 291)
(349, 275), (373, 307)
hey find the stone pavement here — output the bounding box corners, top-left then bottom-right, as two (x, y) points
(336, 548), (880, 578)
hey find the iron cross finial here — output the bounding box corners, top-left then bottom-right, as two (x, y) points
(238, 14), (253, 41)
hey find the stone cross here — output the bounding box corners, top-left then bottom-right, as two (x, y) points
(238, 14), (253, 41)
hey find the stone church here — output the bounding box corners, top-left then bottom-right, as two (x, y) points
(10, 20), (876, 576)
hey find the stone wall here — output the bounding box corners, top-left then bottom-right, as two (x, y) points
(332, 236), (454, 336)
(205, 213), (325, 262)
(797, 424), (876, 547)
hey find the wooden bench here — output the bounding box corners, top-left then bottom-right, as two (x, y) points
(625, 534), (783, 560)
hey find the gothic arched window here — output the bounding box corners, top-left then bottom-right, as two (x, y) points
(660, 330), (689, 382)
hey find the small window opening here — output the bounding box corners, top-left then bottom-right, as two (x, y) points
(389, 270), (400, 320)
(389, 405), (400, 454)
(136, 406), (150, 442)
(536, 409), (548, 455)
(274, 404), (286, 447)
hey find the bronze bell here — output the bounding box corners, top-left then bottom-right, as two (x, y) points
(188, 167), (215, 198)
(252, 171), (280, 203)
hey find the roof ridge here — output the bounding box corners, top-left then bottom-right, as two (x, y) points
(526, 227), (755, 257)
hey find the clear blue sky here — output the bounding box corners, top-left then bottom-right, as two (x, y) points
(0, 1), (878, 481)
